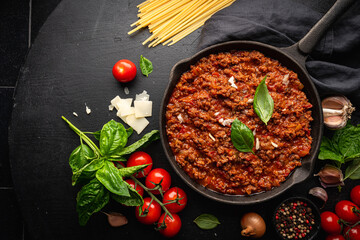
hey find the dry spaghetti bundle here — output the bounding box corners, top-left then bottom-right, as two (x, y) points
(128, 0), (235, 47)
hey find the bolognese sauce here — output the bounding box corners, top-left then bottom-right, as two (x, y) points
(165, 50), (312, 195)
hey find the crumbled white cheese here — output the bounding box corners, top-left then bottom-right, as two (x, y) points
(85, 105), (91, 114)
(256, 138), (260, 150)
(177, 114), (184, 123)
(271, 141), (278, 148)
(134, 100), (152, 118)
(253, 128), (256, 136)
(214, 112), (220, 116)
(125, 114), (149, 134)
(109, 104), (115, 111)
(247, 98), (254, 104)
(73, 112), (78, 117)
(209, 133), (216, 141)
(228, 76), (237, 89)
(124, 87), (130, 95)
(135, 90), (149, 101)
(283, 74), (289, 86)
(219, 118), (233, 126)
(110, 96), (122, 110)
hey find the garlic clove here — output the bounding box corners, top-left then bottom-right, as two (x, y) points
(102, 212), (128, 227)
(314, 164), (344, 188)
(322, 95), (355, 130)
(309, 187), (328, 208)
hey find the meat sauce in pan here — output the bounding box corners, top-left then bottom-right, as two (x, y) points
(165, 50), (312, 195)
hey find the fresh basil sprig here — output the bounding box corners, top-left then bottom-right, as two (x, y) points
(62, 116), (160, 225)
(194, 214), (221, 230)
(319, 123), (360, 180)
(231, 118), (254, 154)
(140, 55), (153, 77)
(254, 75), (274, 125)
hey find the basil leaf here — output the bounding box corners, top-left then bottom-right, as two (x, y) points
(96, 161), (130, 197)
(100, 120), (128, 156)
(126, 127), (134, 138)
(112, 130), (160, 157)
(118, 164), (150, 178)
(231, 119), (254, 153)
(345, 159), (360, 180)
(76, 178), (109, 226)
(336, 125), (360, 160)
(194, 214), (220, 230)
(139, 55), (153, 77)
(112, 181), (144, 206)
(69, 144), (95, 172)
(318, 136), (344, 163)
(253, 75), (274, 125)
(92, 130), (101, 141)
(72, 158), (105, 186)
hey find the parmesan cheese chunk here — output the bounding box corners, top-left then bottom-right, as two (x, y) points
(134, 100), (152, 118)
(117, 98), (133, 117)
(228, 76), (237, 89)
(135, 90), (149, 101)
(110, 96), (122, 110)
(126, 114), (149, 134)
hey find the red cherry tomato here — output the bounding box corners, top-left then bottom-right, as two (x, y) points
(135, 197), (161, 225)
(127, 152), (153, 178)
(344, 225), (360, 240)
(145, 168), (171, 194)
(162, 187), (187, 213)
(125, 179), (144, 196)
(351, 185), (360, 207)
(157, 213), (182, 238)
(112, 59), (137, 83)
(320, 211), (342, 235)
(335, 200), (360, 224)
(326, 235), (345, 240)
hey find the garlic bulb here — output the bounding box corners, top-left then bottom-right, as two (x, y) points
(322, 95), (355, 130)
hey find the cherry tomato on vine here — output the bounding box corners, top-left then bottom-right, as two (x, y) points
(320, 211), (342, 235)
(162, 187), (187, 213)
(350, 185), (360, 207)
(326, 235), (345, 240)
(145, 168), (171, 194)
(335, 200), (360, 224)
(125, 179), (144, 196)
(135, 197), (161, 225)
(112, 59), (137, 83)
(157, 213), (182, 238)
(344, 225), (360, 240)
(126, 151), (153, 178)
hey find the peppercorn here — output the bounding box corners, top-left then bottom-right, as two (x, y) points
(274, 199), (317, 240)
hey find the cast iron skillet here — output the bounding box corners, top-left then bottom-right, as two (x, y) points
(160, 0), (354, 204)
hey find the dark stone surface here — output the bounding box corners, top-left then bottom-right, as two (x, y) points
(6, 0), (360, 240)
(0, 189), (23, 240)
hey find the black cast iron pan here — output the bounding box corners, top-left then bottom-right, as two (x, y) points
(160, 0), (354, 204)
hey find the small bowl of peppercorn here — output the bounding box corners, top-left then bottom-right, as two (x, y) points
(273, 197), (321, 240)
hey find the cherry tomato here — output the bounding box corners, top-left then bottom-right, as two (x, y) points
(145, 168), (171, 194)
(163, 187), (187, 213)
(344, 225), (360, 240)
(157, 213), (181, 238)
(112, 59), (137, 83)
(335, 200), (360, 224)
(125, 179), (144, 196)
(135, 197), (161, 225)
(126, 152), (153, 178)
(326, 235), (345, 240)
(320, 211), (342, 235)
(351, 185), (360, 207)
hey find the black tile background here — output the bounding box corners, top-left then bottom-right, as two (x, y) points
(1, 0), (61, 239)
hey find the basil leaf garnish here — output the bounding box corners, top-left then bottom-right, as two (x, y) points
(231, 118), (254, 154)
(140, 55), (153, 77)
(76, 178), (109, 226)
(194, 214), (221, 230)
(99, 120), (128, 156)
(118, 164), (150, 178)
(96, 161), (130, 197)
(69, 144), (95, 173)
(345, 159), (360, 180)
(254, 75), (274, 125)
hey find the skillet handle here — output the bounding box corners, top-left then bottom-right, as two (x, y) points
(298, 0), (355, 55)
(282, 0), (355, 65)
